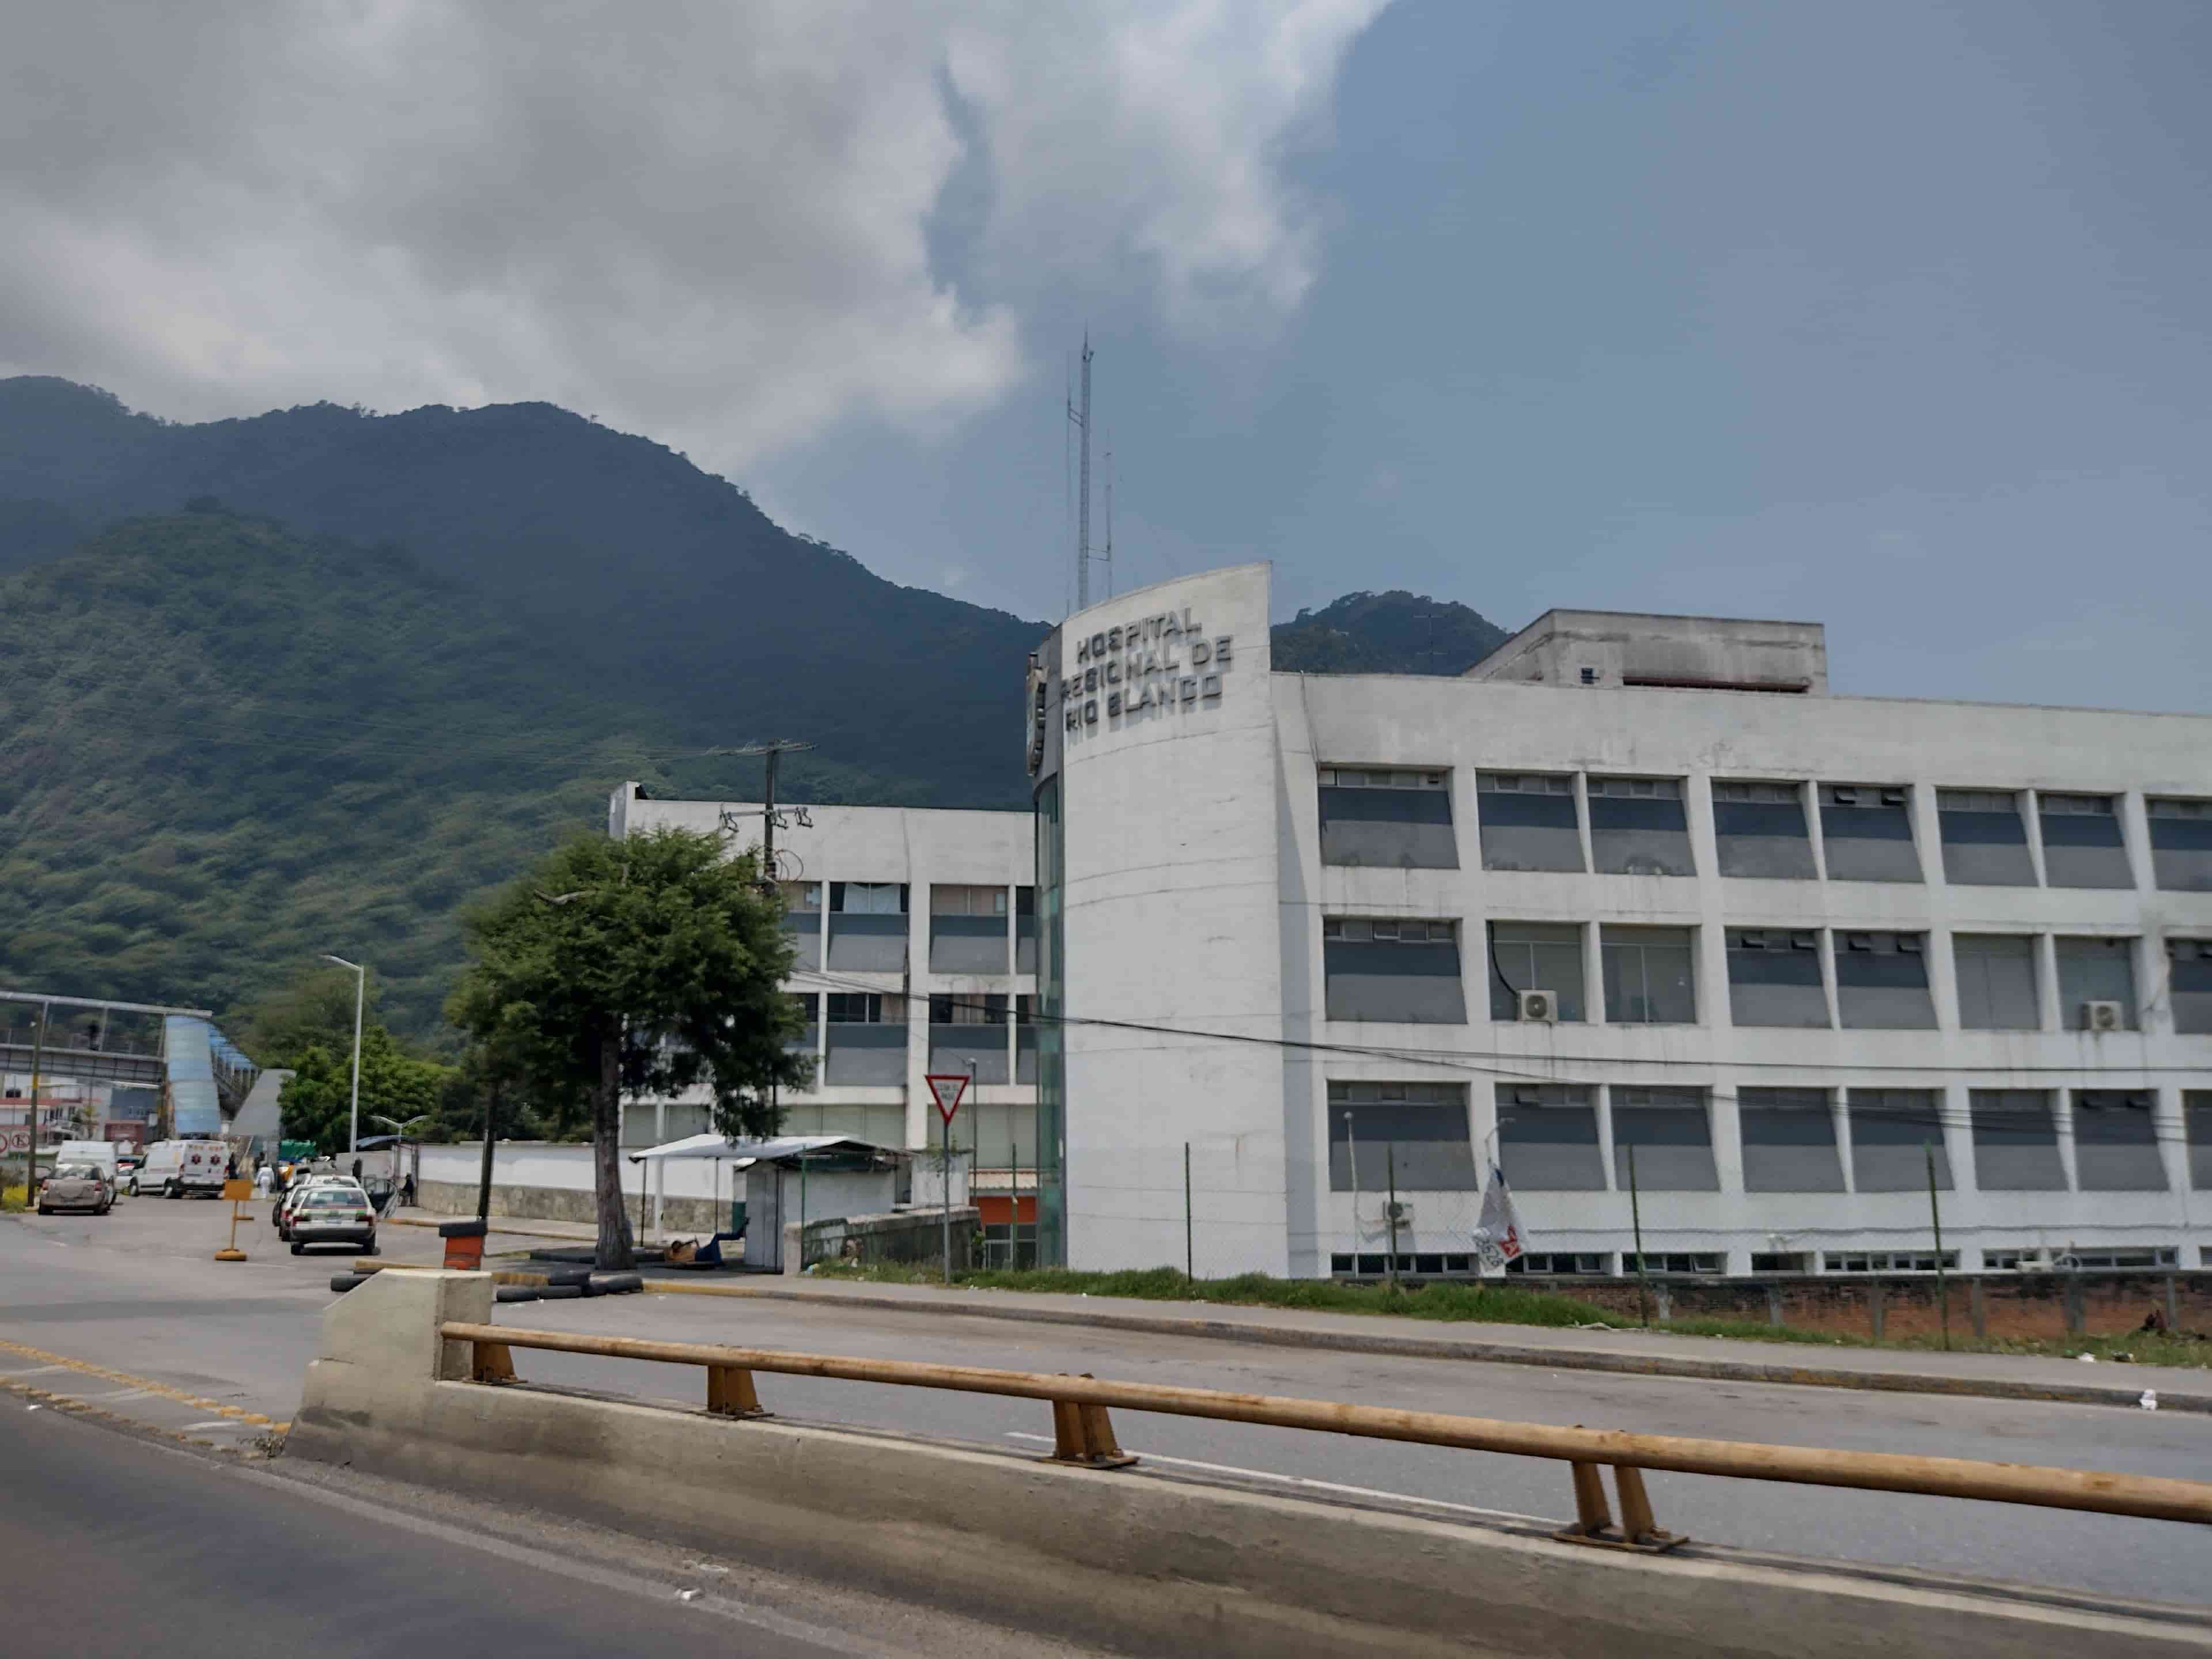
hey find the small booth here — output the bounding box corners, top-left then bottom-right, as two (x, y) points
(626, 1134), (903, 1271)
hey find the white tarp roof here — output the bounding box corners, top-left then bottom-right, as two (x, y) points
(625, 1133), (900, 1167)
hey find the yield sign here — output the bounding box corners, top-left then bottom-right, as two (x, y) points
(924, 1073), (970, 1126)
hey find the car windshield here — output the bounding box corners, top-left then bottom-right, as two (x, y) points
(54, 1165), (99, 1180)
(305, 1191), (358, 1208)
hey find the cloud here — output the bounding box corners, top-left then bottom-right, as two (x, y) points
(0, 1), (1388, 470)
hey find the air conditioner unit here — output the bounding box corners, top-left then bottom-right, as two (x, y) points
(2082, 1000), (2124, 1033)
(1517, 989), (1558, 1024)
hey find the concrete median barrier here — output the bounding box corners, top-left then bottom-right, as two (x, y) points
(286, 1272), (2212, 1659)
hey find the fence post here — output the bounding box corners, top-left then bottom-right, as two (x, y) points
(1184, 1141), (1194, 1282)
(2165, 1274), (2180, 1334)
(1766, 1285), (1784, 1327)
(2065, 1274), (2085, 1336)
(1627, 1143), (1650, 1328)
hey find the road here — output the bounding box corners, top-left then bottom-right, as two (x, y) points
(0, 1395), (1086, 1658)
(3, 1199), (2207, 1609)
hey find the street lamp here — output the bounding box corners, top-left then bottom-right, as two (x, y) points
(320, 954), (366, 1157)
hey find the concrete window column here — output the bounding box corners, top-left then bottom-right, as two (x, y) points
(1936, 1084), (1974, 1199)
(2020, 789), (2051, 887)
(2135, 933), (2168, 1036)
(2053, 1090), (2081, 1191)
(1816, 929), (1843, 1030)
(1709, 1078), (1746, 1195)
(2120, 790), (2158, 897)
(1571, 772), (1595, 873)
(1581, 920), (1606, 1027)
(2150, 1085), (2187, 1197)
(2034, 933), (2063, 1032)
(1595, 1082), (1620, 1193)
(1907, 781), (1947, 891)
(1801, 779), (1830, 880)
(1926, 925), (1964, 1030)
(1832, 1090), (1857, 1196)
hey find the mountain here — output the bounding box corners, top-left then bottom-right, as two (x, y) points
(0, 376), (1043, 809)
(1271, 590), (1513, 676)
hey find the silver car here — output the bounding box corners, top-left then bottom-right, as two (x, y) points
(37, 1162), (113, 1216)
(287, 1184), (378, 1255)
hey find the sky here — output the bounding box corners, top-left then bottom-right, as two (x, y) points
(3, 1), (2207, 712)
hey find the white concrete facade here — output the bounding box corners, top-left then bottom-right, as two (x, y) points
(610, 792), (1040, 1206)
(1029, 565), (2212, 1279)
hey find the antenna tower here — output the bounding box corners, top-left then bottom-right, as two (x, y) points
(1068, 335), (1093, 610)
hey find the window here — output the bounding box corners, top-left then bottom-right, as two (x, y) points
(1507, 1252), (1611, 1274)
(1848, 1089), (1949, 1191)
(1486, 922), (1586, 1022)
(1750, 1252), (1813, 1274)
(1953, 934), (2040, 1031)
(2168, 939), (2212, 1036)
(1622, 1253), (1723, 1276)
(1969, 1090), (2064, 1191)
(827, 881), (909, 971)
(1016, 886), (1038, 975)
(1600, 926), (1696, 1024)
(1712, 781), (1817, 880)
(1321, 918), (1466, 1023)
(1822, 1252), (1958, 1274)
(2071, 1090), (2165, 1191)
(1611, 1086), (1716, 1191)
(1738, 1087), (1844, 1192)
(1819, 784), (1921, 882)
(1327, 1082), (1475, 1190)
(821, 994), (906, 1085)
(1834, 931), (1936, 1029)
(1014, 994), (1039, 1084)
(1586, 776), (1694, 877)
(1495, 1083), (1604, 1190)
(1317, 767), (1457, 869)
(1936, 789), (2035, 887)
(1726, 929), (1828, 1028)
(929, 884), (1010, 974)
(1987, 1247), (2176, 1271)
(1476, 772), (1582, 872)
(2191, 1093), (2212, 1192)
(2037, 793), (2132, 889)
(928, 993), (1009, 1083)
(2056, 937), (2138, 1029)
(2147, 798), (2212, 892)
(928, 992), (1007, 1025)
(779, 881), (823, 971)
(833, 881), (906, 914)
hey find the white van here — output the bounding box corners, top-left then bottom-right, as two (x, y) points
(54, 1141), (119, 1191)
(139, 1139), (230, 1198)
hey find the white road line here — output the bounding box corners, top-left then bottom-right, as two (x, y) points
(86, 1388), (151, 1402)
(0, 1365), (73, 1378)
(1001, 1432), (1544, 1524)
(181, 1420), (246, 1433)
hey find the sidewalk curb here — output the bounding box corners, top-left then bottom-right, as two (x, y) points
(641, 1279), (2212, 1414)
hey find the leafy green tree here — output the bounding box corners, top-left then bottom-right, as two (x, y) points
(279, 1024), (453, 1157)
(447, 827), (810, 1268)
(234, 964), (382, 1068)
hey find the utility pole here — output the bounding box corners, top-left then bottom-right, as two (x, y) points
(1385, 1145), (1400, 1293)
(21, 1001), (47, 1196)
(321, 955), (366, 1158)
(716, 740), (814, 1143)
(1926, 1141), (1950, 1351)
(1628, 1143), (1651, 1328)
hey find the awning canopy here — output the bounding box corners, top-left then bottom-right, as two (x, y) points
(625, 1133), (903, 1168)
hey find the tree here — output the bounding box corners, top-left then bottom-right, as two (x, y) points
(278, 1024), (452, 1156)
(446, 827), (810, 1268)
(234, 965), (382, 1069)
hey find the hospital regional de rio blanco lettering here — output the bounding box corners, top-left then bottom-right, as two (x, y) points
(1061, 607), (1234, 733)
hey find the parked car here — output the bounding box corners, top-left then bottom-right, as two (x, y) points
(37, 1162), (113, 1216)
(54, 1140), (119, 1191)
(275, 1175), (356, 1240)
(287, 1184), (378, 1255)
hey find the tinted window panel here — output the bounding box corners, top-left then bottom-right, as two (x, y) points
(1970, 1090), (2065, 1191)
(1739, 1088), (1843, 1192)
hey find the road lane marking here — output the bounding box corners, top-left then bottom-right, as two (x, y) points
(1000, 1431), (1546, 1524)
(0, 1336), (287, 1429)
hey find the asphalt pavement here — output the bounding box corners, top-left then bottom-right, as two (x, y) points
(3, 1198), (2208, 1609)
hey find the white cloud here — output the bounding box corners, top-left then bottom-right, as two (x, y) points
(0, 1), (1387, 470)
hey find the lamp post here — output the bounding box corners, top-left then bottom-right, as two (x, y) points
(320, 954), (366, 1157)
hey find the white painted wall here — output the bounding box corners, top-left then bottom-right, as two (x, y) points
(1042, 564), (1293, 1274)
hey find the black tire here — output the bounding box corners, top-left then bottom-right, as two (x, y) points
(544, 1266), (594, 1288)
(494, 1285), (541, 1304)
(36, 1206), (50, 1217)
(164, 1181), (179, 1199)
(363, 1240), (380, 1257)
(290, 1241), (304, 1256)
(537, 1283), (586, 1300)
(590, 1272), (644, 1295)
(329, 1272), (371, 1293)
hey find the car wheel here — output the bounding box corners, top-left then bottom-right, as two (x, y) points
(36, 1205), (50, 1217)
(164, 1181), (179, 1199)
(290, 1242), (304, 1256)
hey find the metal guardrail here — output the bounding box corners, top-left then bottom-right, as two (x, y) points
(441, 1320), (2212, 1550)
